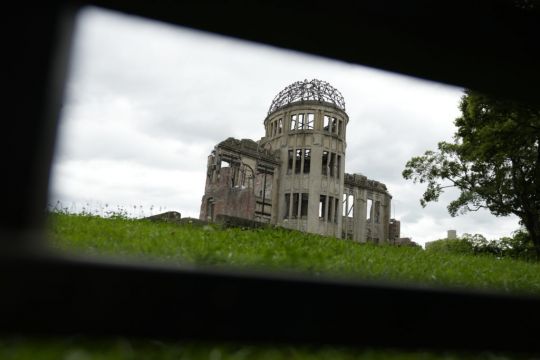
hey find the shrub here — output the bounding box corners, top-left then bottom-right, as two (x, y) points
(425, 238), (474, 255)
(427, 230), (537, 261)
(497, 229), (536, 261)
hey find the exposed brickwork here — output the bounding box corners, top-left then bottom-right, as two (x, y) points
(201, 167), (257, 221)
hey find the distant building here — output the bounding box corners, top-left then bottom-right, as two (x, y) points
(424, 230), (459, 249)
(200, 79), (400, 243)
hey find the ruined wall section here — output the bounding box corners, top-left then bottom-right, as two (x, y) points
(200, 166), (256, 221)
(342, 173), (392, 243)
(200, 138), (280, 223)
(388, 218), (401, 244)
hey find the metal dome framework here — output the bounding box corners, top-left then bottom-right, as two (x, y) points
(268, 79), (346, 115)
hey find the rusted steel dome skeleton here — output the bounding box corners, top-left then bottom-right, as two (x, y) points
(268, 79), (346, 115)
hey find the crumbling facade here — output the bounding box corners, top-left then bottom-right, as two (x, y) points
(200, 79), (400, 243)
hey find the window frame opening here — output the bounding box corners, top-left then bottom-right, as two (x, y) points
(303, 148), (311, 174)
(295, 149), (302, 174)
(306, 113), (314, 129)
(319, 194), (327, 219)
(323, 115), (330, 131)
(366, 198), (373, 222)
(322, 151), (329, 176)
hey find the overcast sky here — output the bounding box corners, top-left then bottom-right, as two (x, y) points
(49, 6), (521, 246)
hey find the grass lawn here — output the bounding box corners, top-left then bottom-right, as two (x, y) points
(3, 212), (539, 359)
(48, 213), (540, 294)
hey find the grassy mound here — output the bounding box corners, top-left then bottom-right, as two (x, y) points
(48, 213), (540, 294)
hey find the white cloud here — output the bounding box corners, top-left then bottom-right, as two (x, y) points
(49, 6), (522, 246)
(50, 159), (204, 218)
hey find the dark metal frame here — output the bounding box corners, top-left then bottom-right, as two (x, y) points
(3, 0), (540, 353)
(268, 79), (346, 115)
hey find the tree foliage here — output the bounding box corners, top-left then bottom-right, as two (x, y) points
(425, 230), (536, 261)
(403, 89), (540, 257)
(424, 237), (474, 255)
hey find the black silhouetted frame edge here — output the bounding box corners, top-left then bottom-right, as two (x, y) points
(2, 0), (539, 354)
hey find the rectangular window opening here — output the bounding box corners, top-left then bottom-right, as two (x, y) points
(337, 155), (341, 179)
(278, 118), (283, 133)
(297, 114), (305, 129)
(367, 198), (373, 222)
(295, 149), (302, 174)
(300, 193), (309, 217)
(319, 195), (327, 219)
(347, 194), (354, 218)
(329, 153), (336, 177)
(287, 150), (293, 174)
(291, 114), (297, 131)
(334, 197), (339, 223)
(284, 193), (291, 219)
(306, 113), (314, 129)
(327, 196), (333, 222)
(322, 151), (329, 175)
(331, 117), (337, 133)
(303, 149), (311, 174)
(323, 115), (330, 131)
(292, 193), (299, 219)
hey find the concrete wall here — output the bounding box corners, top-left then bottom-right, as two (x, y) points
(199, 140), (279, 223)
(343, 173), (392, 243)
(200, 167), (256, 221)
(389, 219), (401, 243)
(259, 101), (348, 238)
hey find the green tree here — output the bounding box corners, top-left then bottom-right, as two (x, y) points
(402, 89), (540, 258)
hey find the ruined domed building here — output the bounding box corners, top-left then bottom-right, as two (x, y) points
(200, 79), (400, 243)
